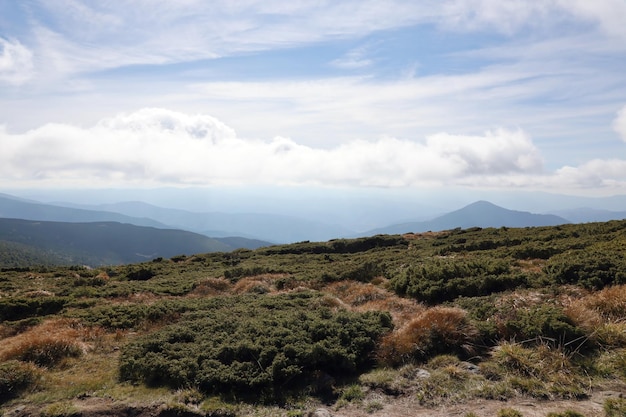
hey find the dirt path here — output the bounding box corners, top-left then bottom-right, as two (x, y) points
(3, 388), (624, 417)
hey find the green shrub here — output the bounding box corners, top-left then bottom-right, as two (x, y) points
(120, 294), (392, 403)
(389, 258), (523, 303)
(546, 411), (585, 417)
(339, 384), (365, 402)
(499, 305), (587, 349)
(498, 408), (523, 417)
(604, 398), (626, 417)
(0, 297), (67, 321)
(544, 250), (626, 290)
(0, 360), (40, 403)
(67, 300), (188, 329)
(125, 267), (156, 281)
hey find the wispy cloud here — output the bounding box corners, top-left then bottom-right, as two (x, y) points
(0, 37), (34, 85)
(442, 0), (626, 40)
(614, 106), (626, 142)
(331, 44), (375, 69)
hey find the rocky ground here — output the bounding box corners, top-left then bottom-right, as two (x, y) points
(3, 387), (625, 417)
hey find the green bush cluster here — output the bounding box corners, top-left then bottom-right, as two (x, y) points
(389, 258), (523, 303)
(67, 299), (192, 329)
(262, 235), (407, 255)
(119, 293), (392, 402)
(0, 296), (67, 322)
(544, 250), (626, 289)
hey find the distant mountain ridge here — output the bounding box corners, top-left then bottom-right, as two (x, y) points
(365, 201), (569, 235)
(54, 200), (356, 243)
(0, 193), (168, 228)
(0, 218), (237, 267)
(0, 194), (271, 248)
(548, 207), (626, 224)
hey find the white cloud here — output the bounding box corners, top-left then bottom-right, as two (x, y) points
(613, 106), (626, 142)
(0, 37), (34, 85)
(554, 159), (626, 189)
(5, 108), (626, 194)
(0, 108), (545, 188)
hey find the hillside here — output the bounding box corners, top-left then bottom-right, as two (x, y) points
(367, 200), (569, 235)
(0, 218), (235, 266)
(1, 221), (625, 416)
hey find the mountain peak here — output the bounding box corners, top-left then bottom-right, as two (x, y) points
(364, 200), (569, 235)
(463, 200), (501, 210)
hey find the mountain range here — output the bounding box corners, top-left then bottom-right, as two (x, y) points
(2, 191), (626, 267)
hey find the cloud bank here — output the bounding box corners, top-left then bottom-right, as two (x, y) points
(1, 107), (625, 192)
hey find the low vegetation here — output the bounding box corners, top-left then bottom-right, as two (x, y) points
(1, 220), (626, 415)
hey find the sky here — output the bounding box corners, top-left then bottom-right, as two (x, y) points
(1, 0), (626, 197)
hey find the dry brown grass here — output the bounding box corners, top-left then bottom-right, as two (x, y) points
(358, 297), (426, 325)
(232, 277), (272, 294)
(230, 274), (295, 295)
(324, 281), (425, 325)
(378, 306), (478, 366)
(326, 281), (389, 306)
(310, 294), (349, 312)
(583, 284), (626, 319)
(0, 319), (102, 367)
(490, 341), (589, 399)
(513, 258), (546, 274)
(189, 277), (232, 296)
(564, 284), (626, 348)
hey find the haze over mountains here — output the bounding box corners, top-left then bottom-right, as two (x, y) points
(2, 190), (626, 267)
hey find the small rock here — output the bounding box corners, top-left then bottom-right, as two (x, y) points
(416, 369), (431, 379)
(460, 361), (480, 373)
(309, 408), (333, 417)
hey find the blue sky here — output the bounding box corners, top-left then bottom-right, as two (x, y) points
(1, 0), (626, 196)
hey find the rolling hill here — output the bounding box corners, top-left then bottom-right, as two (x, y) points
(365, 200), (569, 235)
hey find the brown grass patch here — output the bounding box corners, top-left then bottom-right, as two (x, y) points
(0, 319), (103, 367)
(513, 258), (547, 274)
(232, 276), (271, 294)
(231, 274), (291, 294)
(325, 281), (389, 306)
(378, 306), (478, 366)
(358, 297), (425, 325)
(189, 277), (232, 296)
(565, 285), (626, 348)
(583, 284), (626, 320)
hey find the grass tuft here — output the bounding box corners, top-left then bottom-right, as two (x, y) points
(378, 306), (478, 366)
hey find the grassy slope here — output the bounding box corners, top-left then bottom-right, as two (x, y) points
(1, 221), (625, 416)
